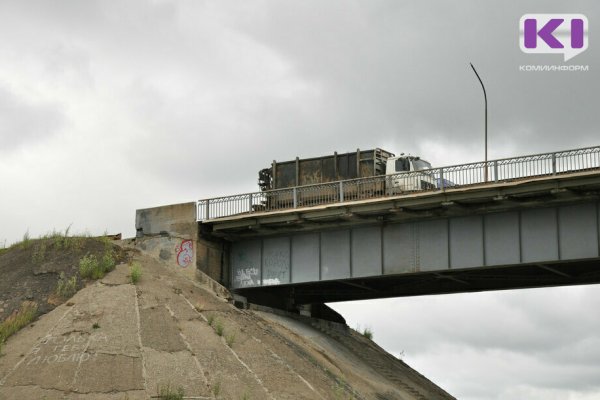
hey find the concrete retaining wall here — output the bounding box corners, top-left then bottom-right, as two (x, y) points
(135, 202), (230, 285)
(136, 202), (198, 239)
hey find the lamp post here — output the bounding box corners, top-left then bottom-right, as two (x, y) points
(470, 62), (488, 182)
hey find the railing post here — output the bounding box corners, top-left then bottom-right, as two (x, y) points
(205, 200), (210, 220)
(493, 161), (498, 183)
(248, 193), (253, 213)
(293, 187), (298, 208)
(339, 181), (344, 202)
(439, 168), (445, 191)
(552, 153), (557, 175)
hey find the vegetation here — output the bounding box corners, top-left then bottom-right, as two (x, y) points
(0, 301), (38, 354)
(92, 323), (100, 329)
(79, 248), (116, 280)
(157, 384), (185, 400)
(212, 381), (222, 397)
(215, 320), (224, 337)
(130, 262), (142, 284)
(361, 327), (373, 340)
(225, 332), (236, 347)
(207, 314), (215, 327)
(55, 272), (78, 299)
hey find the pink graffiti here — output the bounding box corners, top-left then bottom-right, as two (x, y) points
(176, 240), (193, 268)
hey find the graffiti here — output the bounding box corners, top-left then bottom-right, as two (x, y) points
(176, 240), (193, 267)
(263, 250), (289, 286)
(235, 267), (259, 287)
(25, 333), (108, 366)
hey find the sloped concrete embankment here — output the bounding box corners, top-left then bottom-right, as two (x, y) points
(0, 246), (454, 399)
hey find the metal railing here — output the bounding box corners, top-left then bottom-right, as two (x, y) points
(197, 145), (600, 221)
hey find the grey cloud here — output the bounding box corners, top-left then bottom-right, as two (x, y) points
(0, 86), (65, 152)
(226, 0), (600, 159)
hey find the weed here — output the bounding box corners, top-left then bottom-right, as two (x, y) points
(226, 332), (236, 347)
(79, 254), (100, 279)
(92, 323), (100, 329)
(32, 240), (48, 264)
(69, 236), (85, 251)
(157, 383), (184, 400)
(101, 250), (116, 273)
(333, 378), (347, 400)
(97, 235), (112, 249)
(212, 380), (221, 397)
(0, 302), (38, 342)
(79, 248), (116, 280)
(362, 327), (373, 340)
(130, 262), (142, 284)
(20, 230), (31, 249)
(241, 390), (251, 400)
(55, 272), (78, 299)
(194, 303), (204, 312)
(215, 320), (224, 336)
(207, 314), (215, 326)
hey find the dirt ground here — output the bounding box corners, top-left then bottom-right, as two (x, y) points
(0, 237), (125, 321)
(0, 242), (454, 400)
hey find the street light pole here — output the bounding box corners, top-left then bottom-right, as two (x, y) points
(470, 62), (488, 182)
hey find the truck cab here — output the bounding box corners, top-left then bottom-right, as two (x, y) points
(385, 155), (437, 192)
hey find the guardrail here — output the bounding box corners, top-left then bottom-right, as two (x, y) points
(197, 145), (600, 221)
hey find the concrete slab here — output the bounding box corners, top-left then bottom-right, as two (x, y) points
(100, 263), (131, 286)
(142, 348), (210, 397)
(139, 306), (186, 352)
(74, 353), (144, 393)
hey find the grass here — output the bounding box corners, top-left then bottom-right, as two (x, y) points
(32, 240), (48, 264)
(361, 327), (373, 340)
(212, 381), (222, 397)
(55, 272), (78, 299)
(157, 384), (184, 400)
(225, 332), (236, 347)
(79, 248), (116, 280)
(207, 314), (215, 327)
(215, 320), (224, 336)
(92, 323), (100, 329)
(130, 262), (142, 284)
(0, 302), (38, 352)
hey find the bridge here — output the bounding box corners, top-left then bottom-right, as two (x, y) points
(137, 146), (600, 313)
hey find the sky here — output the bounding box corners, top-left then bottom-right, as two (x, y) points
(0, 1), (599, 398)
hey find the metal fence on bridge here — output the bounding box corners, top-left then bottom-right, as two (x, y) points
(197, 145), (600, 221)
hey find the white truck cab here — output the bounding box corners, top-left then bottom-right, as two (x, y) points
(385, 155), (437, 192)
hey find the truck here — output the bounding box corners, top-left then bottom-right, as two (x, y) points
(257, 148), (436, 208)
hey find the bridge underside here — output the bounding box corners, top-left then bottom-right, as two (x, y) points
(235, 258), (600, 305)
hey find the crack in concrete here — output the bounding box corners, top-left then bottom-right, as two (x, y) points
(178, 292), (275, 400)
(251, 335), (325, 399)
(134, 286), (149, 393)
(164, 303), (210, 388)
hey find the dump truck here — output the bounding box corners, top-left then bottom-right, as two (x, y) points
(257, 148), (436, 208)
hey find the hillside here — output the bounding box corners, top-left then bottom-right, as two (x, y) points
(0, 240), (454, 399)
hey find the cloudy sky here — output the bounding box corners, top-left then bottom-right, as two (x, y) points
(0, 1), (598, 398)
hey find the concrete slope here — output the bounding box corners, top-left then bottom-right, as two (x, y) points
(0, 251), (454, 400)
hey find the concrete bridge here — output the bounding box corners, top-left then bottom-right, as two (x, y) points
(136, 146), (600, 312)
